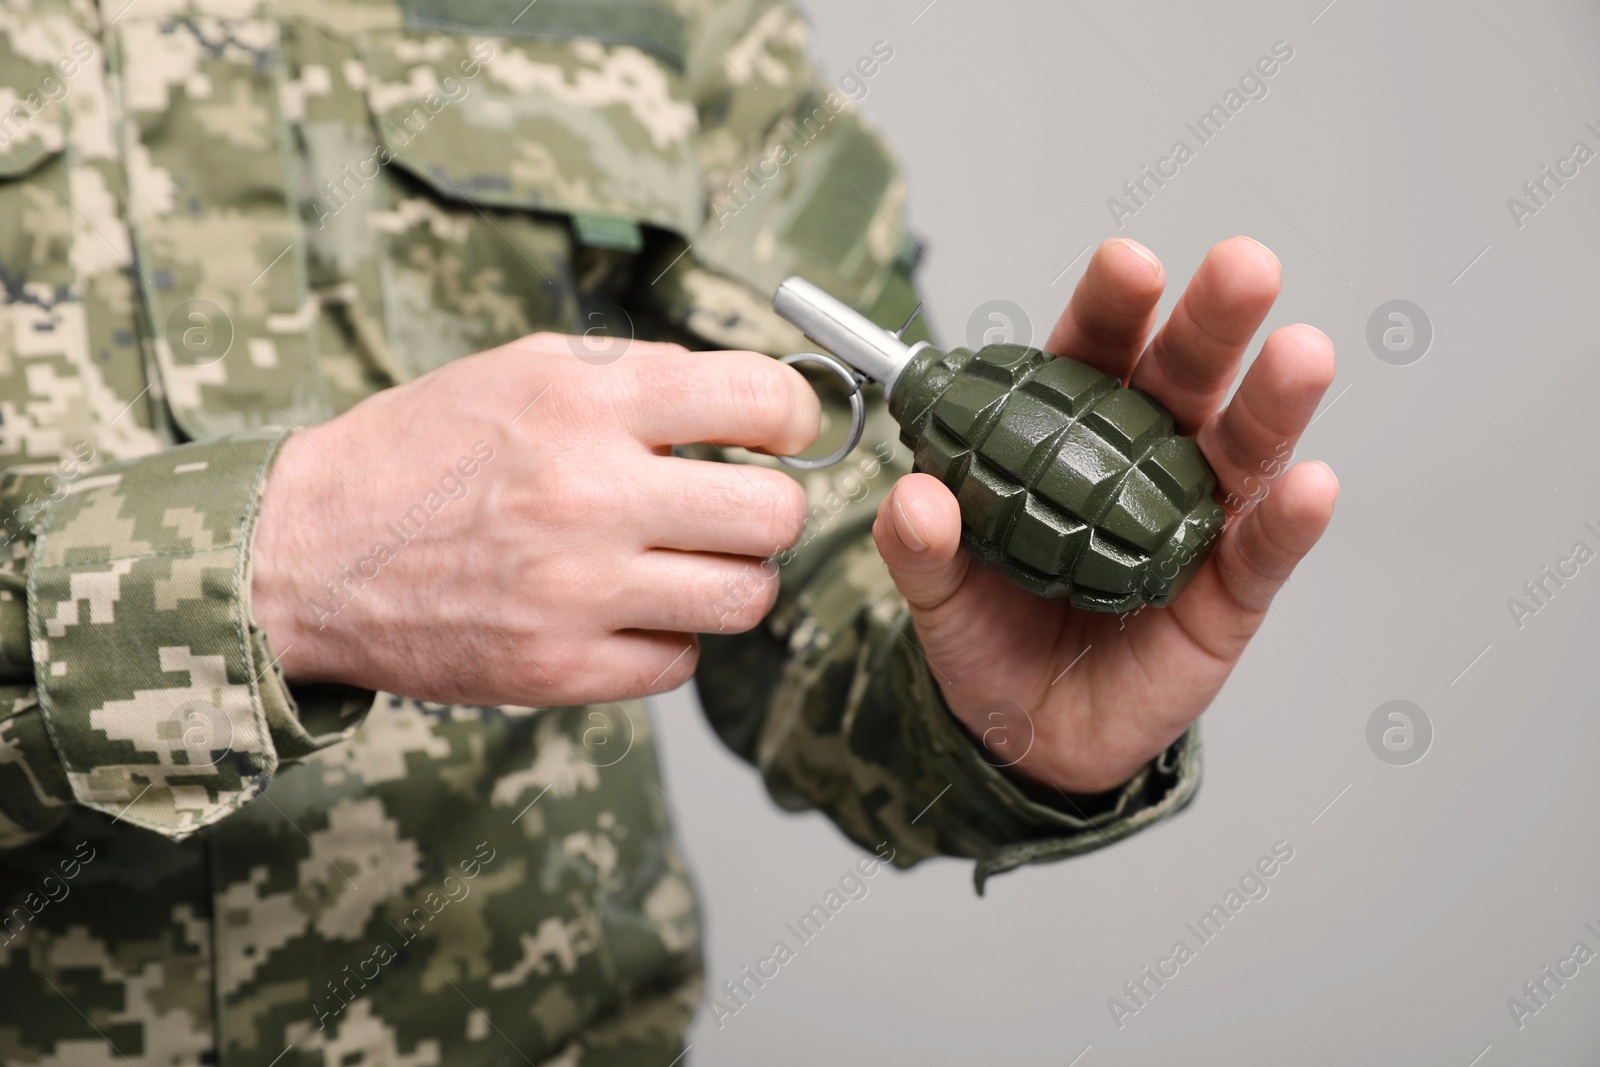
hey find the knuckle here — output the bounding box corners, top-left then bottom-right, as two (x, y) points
(741, 472), (803, 548)
(629, 346), (684, 392)
(536, 638), (593, 689)
(619, 353), (676, 413)
(720, 596), (762, 633)
(730, 358), (795, 434)
(529, 457), (629, 529)
(750, 566), (782, 616)
(764, 477), (809, 550)
(536, 474), (600, 529)
(726, 563), (781, 629)
(547, 571), (594, 614)
(727, 603), (768, 634)
(507, 331), (570, 362)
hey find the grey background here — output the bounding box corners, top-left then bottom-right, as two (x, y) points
(653, 1), (1600, 1063)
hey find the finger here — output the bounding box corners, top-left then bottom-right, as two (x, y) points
(581, 631), (702, 700)
(1129, 236), (1282, 432)
(615, 551), (782, 634)
(1172, 461), (1339, 658)
(872, 474), (969, 613)
(635, 457), (809, 557)
(626, 349), (821, 455)
(1044, 238), (1166, 380)
(514, 332), (690, 359)
(1197, 324), (1335, 510)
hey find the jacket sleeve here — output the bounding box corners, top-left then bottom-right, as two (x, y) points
(0, 431), (371, 848)
(665, 0), (1200, 892)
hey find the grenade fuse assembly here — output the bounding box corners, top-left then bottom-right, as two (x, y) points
(773, 277), (1227, 613)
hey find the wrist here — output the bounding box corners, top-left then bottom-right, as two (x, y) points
(952, 697), (1142, 796)
(251, 429), (340, 684)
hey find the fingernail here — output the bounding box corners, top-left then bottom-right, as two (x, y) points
(894, 493), (928, 552)
(1116, 238), (1161, 272)
(1233, 235), (1281, 266)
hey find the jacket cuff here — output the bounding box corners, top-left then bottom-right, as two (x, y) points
(27, 429), (365, 837)
(908, 673), (1202, 893)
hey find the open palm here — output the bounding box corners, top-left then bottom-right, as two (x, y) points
(872, 236), (1339, 794)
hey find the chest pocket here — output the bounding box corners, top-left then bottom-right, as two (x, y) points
(105, 3), (706, 439)
(114, 13), (333, 442)
(331, 18), (706, 378)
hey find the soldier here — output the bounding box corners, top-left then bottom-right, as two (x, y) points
(0, 0), (1338, 1063)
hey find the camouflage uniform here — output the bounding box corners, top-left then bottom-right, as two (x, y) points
(0, 0), (1200, 1062)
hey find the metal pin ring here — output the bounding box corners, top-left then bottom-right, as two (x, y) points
(777, 352), (866, 470)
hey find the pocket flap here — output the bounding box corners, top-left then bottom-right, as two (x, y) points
(359, 29), (705, 240)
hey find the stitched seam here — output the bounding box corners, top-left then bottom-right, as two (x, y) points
(222, 428), (294, 804)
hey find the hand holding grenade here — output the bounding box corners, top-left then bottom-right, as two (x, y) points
(773, 277), (1227, 613)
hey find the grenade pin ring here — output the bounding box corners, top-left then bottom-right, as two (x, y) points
(777, 351), (866, 470)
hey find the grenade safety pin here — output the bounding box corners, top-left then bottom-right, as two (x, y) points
(772, 276), (1227, 613)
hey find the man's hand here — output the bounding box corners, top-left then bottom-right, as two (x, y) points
(252, 334), (818, 707)
(873, 237), (1339, 795)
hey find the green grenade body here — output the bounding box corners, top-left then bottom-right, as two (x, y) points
(888, 342), (1227, 613)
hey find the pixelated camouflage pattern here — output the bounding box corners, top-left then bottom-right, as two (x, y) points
(0, 0), (1199, 1063)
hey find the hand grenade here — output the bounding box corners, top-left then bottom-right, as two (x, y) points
(773, 277), (1226, 613)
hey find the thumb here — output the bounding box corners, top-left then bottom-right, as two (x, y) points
(872, 474), (969, 612)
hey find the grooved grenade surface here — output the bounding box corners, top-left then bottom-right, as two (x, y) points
(889, 342), (1227, 612)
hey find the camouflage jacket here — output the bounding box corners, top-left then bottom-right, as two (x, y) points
(0, 0), (1200, 1063)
